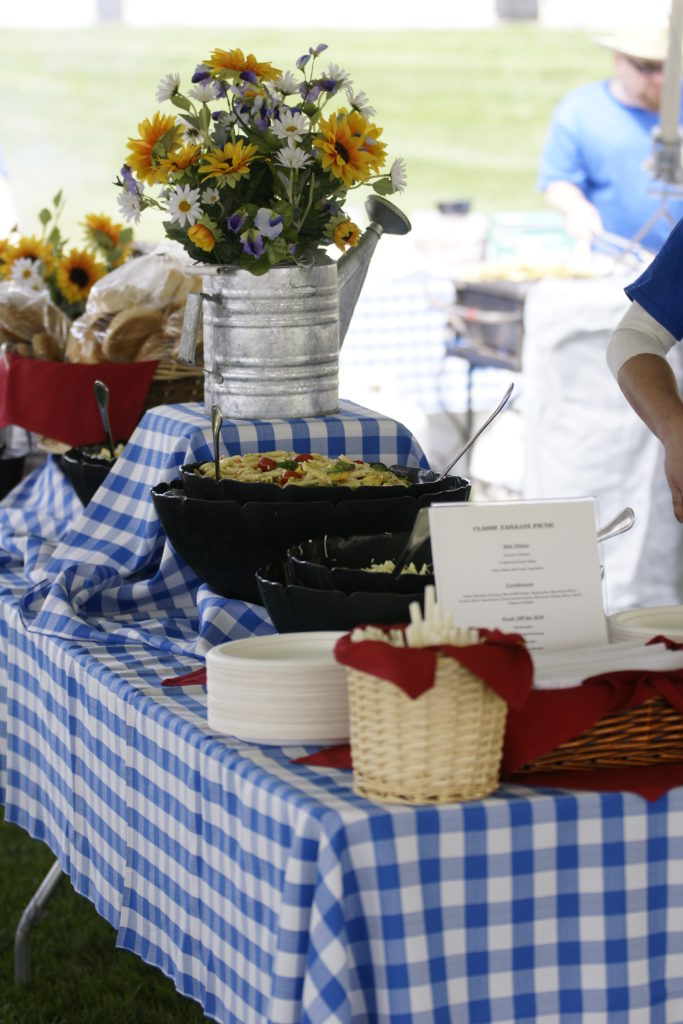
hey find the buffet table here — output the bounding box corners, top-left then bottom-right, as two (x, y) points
(3, 401), (683, 1024)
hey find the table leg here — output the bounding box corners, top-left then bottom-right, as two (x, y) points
(14, 858), (64, 986)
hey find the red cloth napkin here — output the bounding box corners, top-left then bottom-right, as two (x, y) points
(0, 350), (159, 446)
(333, 628), (533, 708)
(502, 667), (683, 775)
(161, 666), (207, 686)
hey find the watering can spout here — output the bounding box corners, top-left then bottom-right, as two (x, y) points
(336, 196), (411, 347)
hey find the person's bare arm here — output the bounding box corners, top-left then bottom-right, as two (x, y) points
(544, 180), (604, 243)
(616, 354), (683, 521)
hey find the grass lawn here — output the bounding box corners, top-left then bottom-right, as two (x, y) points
(0, 809), (210, 1022)
(0, 22), (609, 1022)
(0, 24), (610, 241)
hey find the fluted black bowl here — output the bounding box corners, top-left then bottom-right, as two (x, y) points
(255, 559), (425, 633)
(60, 443), (124, 506)
(287, 533), (434, 595)
(151, 476), (469, 604)
(180, 459), (466, 505)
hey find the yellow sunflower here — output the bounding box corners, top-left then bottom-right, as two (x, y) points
(126, 112), (182, 185)
(187, 223), (217, 253)
(199, 139), (259, 188)
(313, 110), (373, 188)
(81, 213), (122, 247)
(359, 122), (387, 174)
(3, 235), (55, 277)
(157, 144), (202, 178)
(205, 48), (281, 82)
(55, 249), (105, 306)
(331, 218), (361, 252)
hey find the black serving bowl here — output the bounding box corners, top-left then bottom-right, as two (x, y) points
(151, 476), (469, 604)
(288, 533), (434, 596)
(180, 459), (465, 505)
(255, 559), (424, 633)
(60, 443), (124, 506)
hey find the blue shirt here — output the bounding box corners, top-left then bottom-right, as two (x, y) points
(626, 216), (683, 338)
(537, 80), (683, 252)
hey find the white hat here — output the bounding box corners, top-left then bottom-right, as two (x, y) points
(593, 27), (669, 63)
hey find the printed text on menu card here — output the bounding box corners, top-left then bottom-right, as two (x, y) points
(429, 498), (608, 651)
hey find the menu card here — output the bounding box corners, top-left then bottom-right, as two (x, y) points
(428, 498), (607, 651)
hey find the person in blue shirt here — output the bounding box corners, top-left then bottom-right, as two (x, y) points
(538, 26), (683, 253)
(607, 217), (683, 520)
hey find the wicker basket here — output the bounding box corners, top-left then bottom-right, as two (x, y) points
(142, 359), (204, 412)
(346, 653), (508, 804)
(516, 695), (683, 773)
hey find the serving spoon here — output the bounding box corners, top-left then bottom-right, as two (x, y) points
(389, 382), (515, 484)
(93, 380), (115, 460)
(211, 404), (223, 481)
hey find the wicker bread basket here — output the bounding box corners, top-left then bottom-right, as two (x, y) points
(346, 653), (507, 804)
(516, 695), (683, 773)
(141, 359), (204, 412)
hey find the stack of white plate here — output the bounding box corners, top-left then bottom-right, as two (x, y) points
(608, 605), (683, 643)
(205, 631), (349, 745)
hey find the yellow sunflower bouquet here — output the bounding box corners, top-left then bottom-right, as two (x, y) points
(115, 43), (406, 273)
(0, 191), (134, 320)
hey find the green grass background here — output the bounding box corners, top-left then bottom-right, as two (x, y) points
(0, 22), (609, 1023)
(0, 25), (610, 242)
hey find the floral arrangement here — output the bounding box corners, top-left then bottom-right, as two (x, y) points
(115, 43), (406, 273)
(0, 191), (134, 317)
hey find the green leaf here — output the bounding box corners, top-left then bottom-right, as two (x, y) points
(170, 93), (192, 113)
(119, 227), (134, 245)
(52, 189), (63, 208)
(372, 177), (395, 196)
(38, 207), (52, 226)
(199, 105), (211, 134)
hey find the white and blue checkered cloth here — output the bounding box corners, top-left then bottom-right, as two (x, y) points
(3, 400), (683, 1023)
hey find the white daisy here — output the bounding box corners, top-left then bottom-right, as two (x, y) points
(275, 140), (311, 170)
(167, 184), (202, 227)
(390, 157), (408, 193)
(156, 72), (181, 103)
(272, 71), (298, 96)
(10, 257), (46, 291)
(177, 116), (202, 145)
(270, 109), (309, 143)
(201, 187), (220, 205)
(327, 63), (351, 90)
(188, 80), (219, 103)
(117, 190), (142, 225)
(346, 89), (375, 118)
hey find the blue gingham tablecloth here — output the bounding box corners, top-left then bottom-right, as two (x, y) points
(4, 400), (683, 1022)
(6, 614), (683, 1024)
(10, 399), (428, 660)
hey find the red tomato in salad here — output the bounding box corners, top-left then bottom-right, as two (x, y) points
(295, 453), (314, 462)
(281, 469), (303, 483)
(257, 457), (277, 471)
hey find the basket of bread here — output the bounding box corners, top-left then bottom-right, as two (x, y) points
(0, 197), (204, 444)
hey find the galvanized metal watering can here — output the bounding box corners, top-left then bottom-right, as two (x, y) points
(178, 196), (411, 420)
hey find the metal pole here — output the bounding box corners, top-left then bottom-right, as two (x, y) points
(14, 858), (64, 986)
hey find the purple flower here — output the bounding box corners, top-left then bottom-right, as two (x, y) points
(239, 69), (259, 85)
(226, 212), (247, 234)
(191, 62), (211, 83)
(120, 164), (141, 195)
(296, 54), (311, 69)
(240, 228), (264, 258)
(318, 78), (337, 93)
(299, 82), (321, 103)
(309, 43), (328, 55)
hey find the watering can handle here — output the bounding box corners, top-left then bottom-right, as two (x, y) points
(178, 290), (205, 366)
